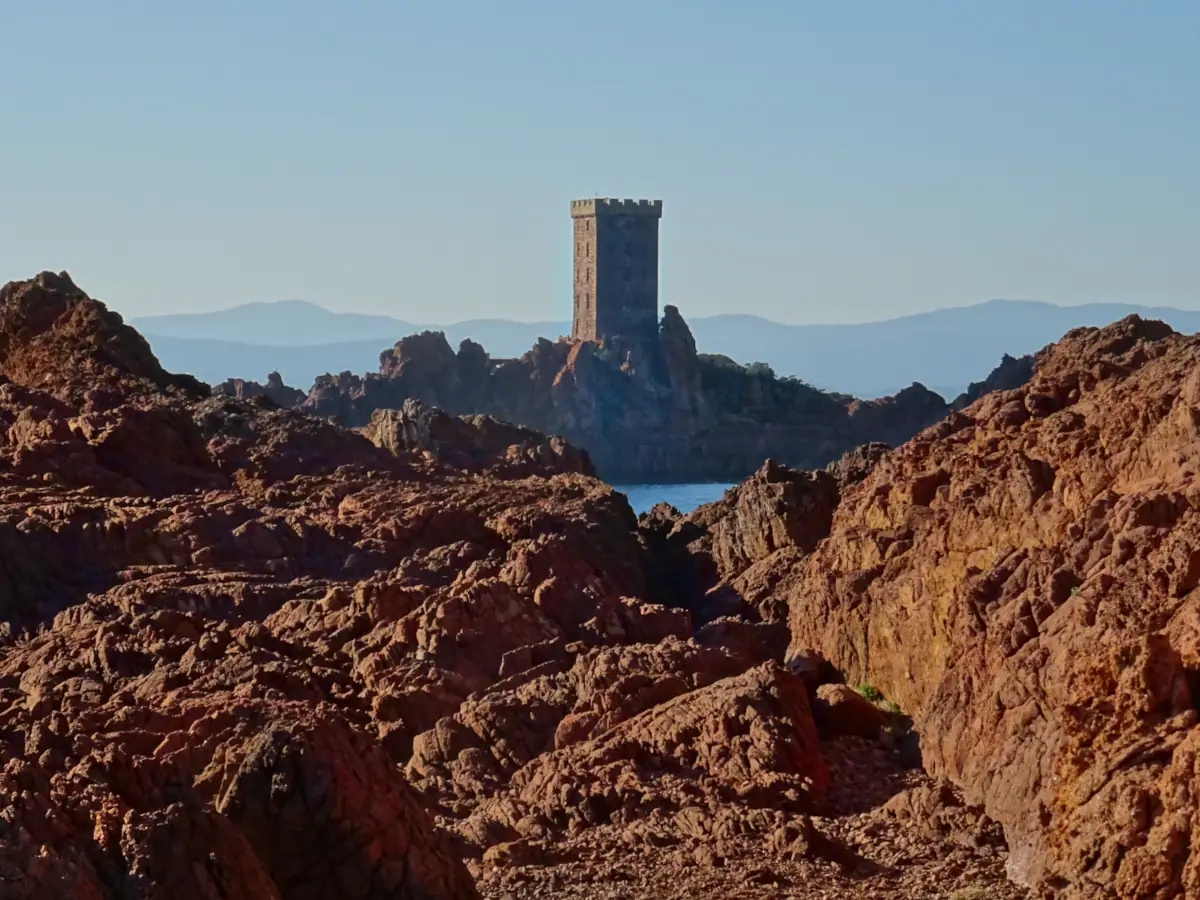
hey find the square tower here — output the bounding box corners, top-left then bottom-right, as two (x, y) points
(570, 198), (663, 345)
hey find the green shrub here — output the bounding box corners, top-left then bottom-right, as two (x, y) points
(696, 353), (743, 371)
(857, 683), (883, 703)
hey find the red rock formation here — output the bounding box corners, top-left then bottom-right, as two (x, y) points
(0, 272), (1028, 899)
(756, 315), (1200, 897)
(457, 663), (828, 851)
(813, 684), (889, 739)
(0, 270), (206, 402)
(636, 448), (886, 624)
(361, 399), (593, 478)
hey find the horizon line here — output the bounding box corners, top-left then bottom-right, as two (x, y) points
(128, 295), (1189, 333)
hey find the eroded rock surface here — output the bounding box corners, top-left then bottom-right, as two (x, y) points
(637, 447), (887, 624)
(761, 315), (1200, 897)
(0, 272), (1029, 900)
(361, 399), (594, 478)
(605, 316), (1200, 898)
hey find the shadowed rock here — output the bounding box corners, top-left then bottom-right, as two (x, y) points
(226, 306), (955, 482)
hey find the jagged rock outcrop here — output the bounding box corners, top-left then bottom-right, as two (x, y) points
(843, 383), (954, 450)
(952, 352), (1036, 410)
(824, 441), (890, 488)
(361, 399), (593, 478)
(746, 314), (1200, 897)
(235, 305), (954, 482)
(685, 460), (841, 576)
(637, 446), (889, 624)
(0, 271), (206, 403)
(642, 316), (1200, 895)
(0, 272), (1027, 899)
(456, 662), (828, 853)
(213, 371), (306, 409)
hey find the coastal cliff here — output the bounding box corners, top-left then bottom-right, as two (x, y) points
(219, 305), (956, 482)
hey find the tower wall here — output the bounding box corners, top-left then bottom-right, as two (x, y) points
(571, 198), (662, 345)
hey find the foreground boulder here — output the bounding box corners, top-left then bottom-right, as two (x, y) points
(766, 315), (1200, 897)
(0, 698), (481, 900)
(813, 684), (889, 739)
(458, 663), (828, 852)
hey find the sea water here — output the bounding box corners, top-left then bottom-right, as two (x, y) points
(612, 483), (734, 515)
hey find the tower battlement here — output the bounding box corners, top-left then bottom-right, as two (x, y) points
(570, 198), (663, 218)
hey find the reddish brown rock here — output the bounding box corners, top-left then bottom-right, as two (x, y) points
(688, 460), (840, 578)
(813, 684), (888, 739)
(766, 815), (856, 868)
(637, 451), (875, 623)
(880, 781), (1007, 849)
(0, 270), (206, 402)
(767, 314), (1200, 896)
(0, 273), (1028, 900)
(552, 638), (750, 748)
(213, 711), (479, 899)
(460, 663), (829, 852)
(115, 806), (284, 900)
(361, 399), (593, 478)
(823, 441), (890, 488)
(405, 638), (740, 807)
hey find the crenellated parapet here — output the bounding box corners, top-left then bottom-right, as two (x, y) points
(570, 198), (663, 218)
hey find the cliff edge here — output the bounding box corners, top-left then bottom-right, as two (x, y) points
(225, 304), (960, 482)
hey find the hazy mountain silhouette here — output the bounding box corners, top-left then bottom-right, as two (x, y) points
(133, 298), (1200, 397)
(134, 300), (422, 346)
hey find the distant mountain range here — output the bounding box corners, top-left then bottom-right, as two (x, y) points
(132, 298), (1200, 399)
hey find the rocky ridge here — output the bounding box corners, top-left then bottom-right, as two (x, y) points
(218, 305), (957, 482)
(0, 272), (1029, 898)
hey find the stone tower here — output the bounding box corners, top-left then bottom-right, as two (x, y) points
(570, 198), (663, 345)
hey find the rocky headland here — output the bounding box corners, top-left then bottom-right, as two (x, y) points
(216, 305), (958, 483)
(1, 269), (1196, 899)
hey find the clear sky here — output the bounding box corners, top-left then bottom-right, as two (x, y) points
(3, 1), (1198, 324)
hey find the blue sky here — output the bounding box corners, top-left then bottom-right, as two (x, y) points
(2, 1), (1198, 323)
